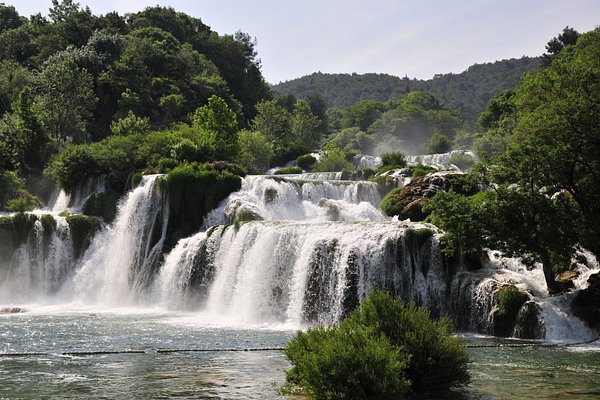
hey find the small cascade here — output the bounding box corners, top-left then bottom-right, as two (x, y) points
(50, 176), (107, 213)
(68, 175), (169, 306)
(406, 150), (476, 171)
(0, 215), (75, 303)
(203, 174), (384, 227)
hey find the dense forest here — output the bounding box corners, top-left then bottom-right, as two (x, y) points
(272, 57), (541, 119)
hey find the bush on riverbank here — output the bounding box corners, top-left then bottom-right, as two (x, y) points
(284, 291), (469, 399)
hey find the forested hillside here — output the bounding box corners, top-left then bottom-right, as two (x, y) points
(273, 57), (541, 119)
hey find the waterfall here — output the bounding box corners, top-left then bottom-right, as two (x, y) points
(405, 150), (476, 171)
(155, 221), (448, 326)
(1, 167), (597, 341)
(66, 175), (169, 306)
(203, 175), (384, 227)
(0, 215), (75, 303)
(49, 176), (107, 213)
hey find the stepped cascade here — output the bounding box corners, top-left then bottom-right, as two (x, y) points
(0, 166), (597, 341)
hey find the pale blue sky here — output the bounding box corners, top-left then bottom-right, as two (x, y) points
(9, 0), (600, 84)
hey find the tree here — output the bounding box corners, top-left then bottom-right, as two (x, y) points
(542, 26), (580, 66)
(193, 95), (239, 160)
(37, 57), (97, 142)
(509, 27), (600, 255)
(0, 3), (23, 32)
(237, 129), (273, 173)
(290, 99), (321, 153)
(49, 0), (81, 23)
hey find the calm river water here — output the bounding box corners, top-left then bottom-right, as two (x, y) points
(1, 309), (598, 399)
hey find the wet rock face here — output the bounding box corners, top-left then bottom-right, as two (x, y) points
(571, 272), (600, 331)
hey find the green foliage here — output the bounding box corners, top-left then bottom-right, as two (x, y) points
(477, 89), (516, 130)
(296, 154), (317, 171)
(380, 151), (407, 168)
(274, 166), (303, 175)
(37, 57), (97, 142)
(327, 127), (374, 155)
(411, 163), (437, 178)
(110, 110), (151, 136)
(496, 285), (529, 318)
(376, 151), (407, 175)
(252, 98), (325, 164)
(448, 151), (476, 171)
(312, 143), (353, 172)
(285, 291), (469, 399)
(285, 324), (411, 400)
(237, 129), (273, 173)
(5, 189), (41, 213)
(424, 131), (452, 154)
(192, 95), (239, 160)
(424, 190), (487, 259)
(0, 169), (23, 208)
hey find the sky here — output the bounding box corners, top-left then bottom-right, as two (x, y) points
(8, 0), (600, 84)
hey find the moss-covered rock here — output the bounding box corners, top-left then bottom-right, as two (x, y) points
(380, 172), (478, 221)
(164, 162), (242, 251)
(493, 285), (530, 337)
(82, 191), (120, 223)
(65, 214), (101, 259)
(571, 272), (600, 331)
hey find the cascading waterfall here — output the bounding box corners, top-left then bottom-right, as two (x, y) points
(159, 221), (445, 326)
(1, 168), (597, 341)
(50, 176), (107, 213)
(65, 175), (169, 306)
(0, 215), (74, 303)
(203, 174), (384, 227)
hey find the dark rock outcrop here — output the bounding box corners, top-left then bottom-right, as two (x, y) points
(571, 272), (600, 331)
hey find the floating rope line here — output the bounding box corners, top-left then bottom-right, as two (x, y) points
(466, 336), (600, 349)
(1, 338), (597, 357)
(61, 350), (146, 356)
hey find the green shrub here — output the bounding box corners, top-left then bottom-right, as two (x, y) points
(285, 323), (411, 400)
(312, 143), (354, 172)
(448, 152), (476, 171)
(274, 166), (303, 175)
(379, 188), (406, 217)
(496, 285), (529, 318)
(380, 151), (407, 168)
(156, 157), (178, 172)
(0, 169), (24, 208)
(296, 154), (317, 171)
(411, 163), (437, 178)
(285, 291), (469, 399)
(5, 189), (41, 213)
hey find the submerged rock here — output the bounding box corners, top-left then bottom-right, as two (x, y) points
(0, 306), (26, 314)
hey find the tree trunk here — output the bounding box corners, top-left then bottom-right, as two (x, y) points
(541, 251), (560, 294)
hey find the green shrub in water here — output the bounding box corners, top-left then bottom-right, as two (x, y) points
(285, 291), (469, 399)
(296, 154), (317, 171)
(274, 166), (303, 175)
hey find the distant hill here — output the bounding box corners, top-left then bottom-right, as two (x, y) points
(272, 57), (541, 119)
